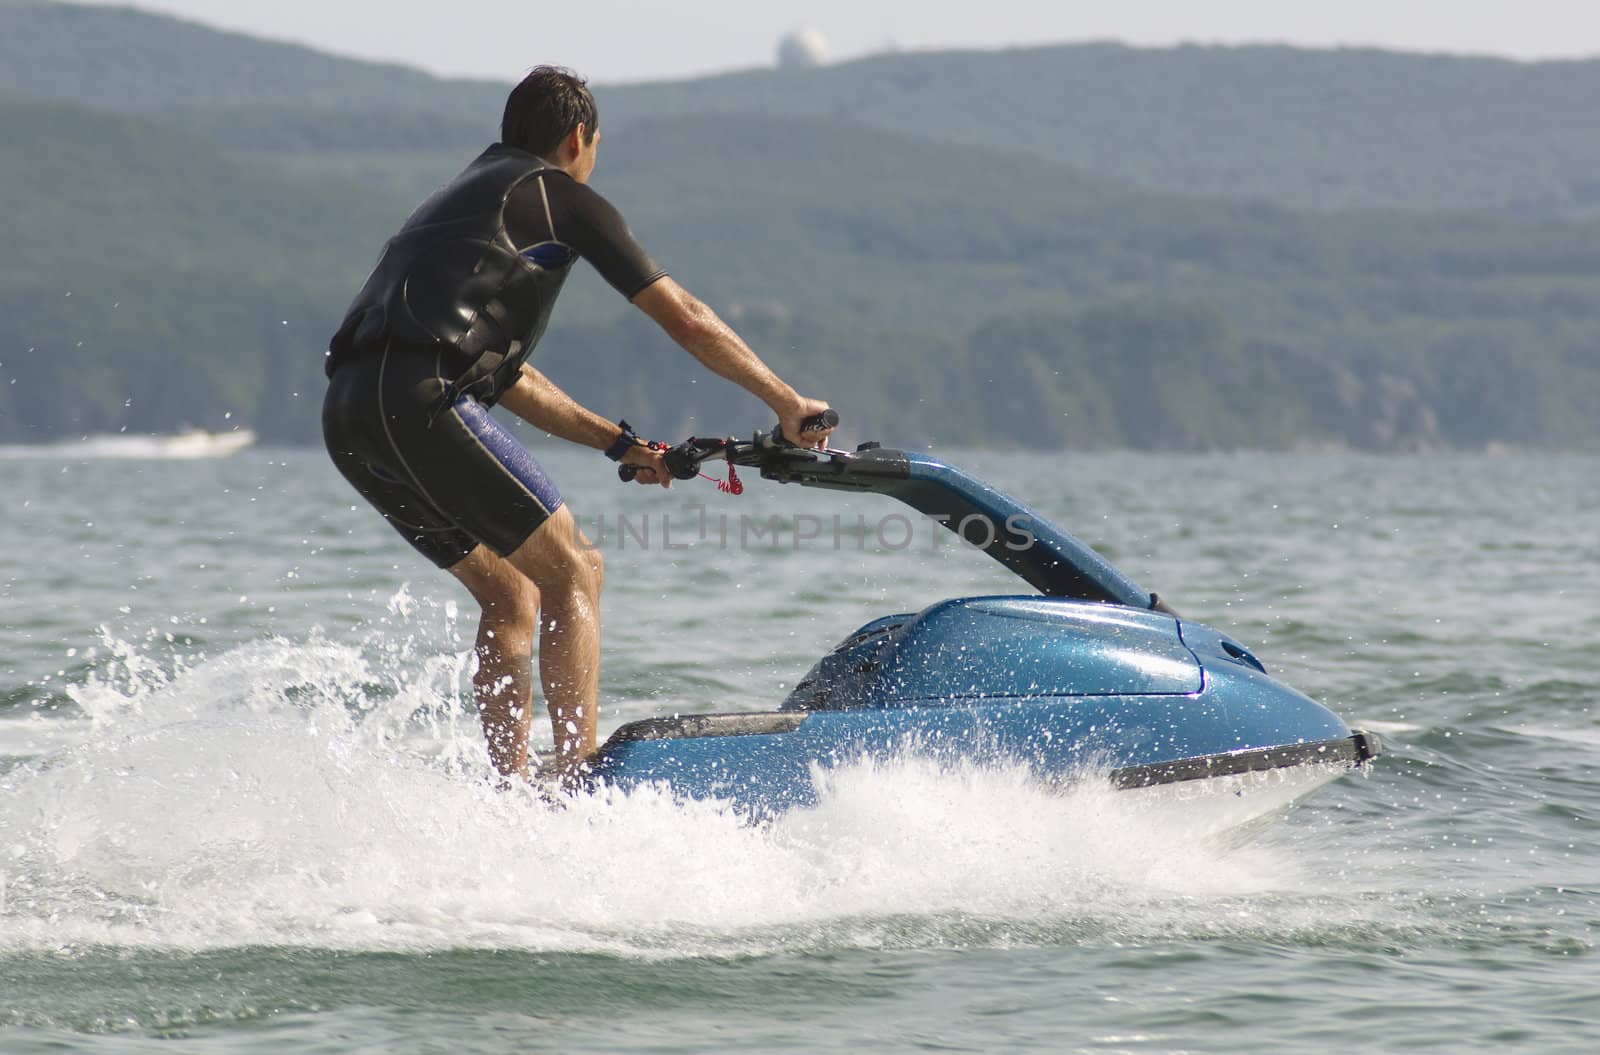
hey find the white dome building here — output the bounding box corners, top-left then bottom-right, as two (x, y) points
(777, 29), (830, 69)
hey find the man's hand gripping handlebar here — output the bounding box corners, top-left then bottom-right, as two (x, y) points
(618, 409), (840, 483)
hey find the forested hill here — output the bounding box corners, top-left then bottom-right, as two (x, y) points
(1, 1), (1597, 450)
(6, 1), (1600, 217)
(601, 45), (1600, 219)
(0, 0), (503, 116)
(0, 96), (400, 441)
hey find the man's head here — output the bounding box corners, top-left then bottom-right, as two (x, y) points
(502, 66), (600, 182)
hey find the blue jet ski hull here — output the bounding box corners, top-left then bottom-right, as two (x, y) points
(581, 443), (1379, 823)
(587, 597), (1377, 820)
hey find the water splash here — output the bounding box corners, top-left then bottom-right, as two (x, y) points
(1, 622), (1397, 959)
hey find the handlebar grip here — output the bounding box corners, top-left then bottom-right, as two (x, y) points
(771, 408), (839, 446)
(804, 409), (839, 432)
(664, 445), (706, 480)
(618, 440), (718, 482)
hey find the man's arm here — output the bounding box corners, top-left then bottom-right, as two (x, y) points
(525, 174), (830, 445)
(632, 277), (832, 448)
(497, 364), (669, 484)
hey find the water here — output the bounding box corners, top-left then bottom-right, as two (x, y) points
(1, 446), (1596, 1052)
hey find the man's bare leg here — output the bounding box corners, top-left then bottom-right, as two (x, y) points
(450, 546), (540, 780)
(513, 507), (603, 779)
(449, 505), (603, 783)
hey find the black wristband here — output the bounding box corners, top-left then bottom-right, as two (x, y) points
(604, 420), (640, 461)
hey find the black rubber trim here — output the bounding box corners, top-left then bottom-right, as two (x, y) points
(601, 711), (806, 746)
(759, 446), (912, 488)
(1110, 730), (1382, 790)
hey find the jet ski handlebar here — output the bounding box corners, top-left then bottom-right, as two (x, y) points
(618, 409), (839, 482)
(616, 411), (1172, 608)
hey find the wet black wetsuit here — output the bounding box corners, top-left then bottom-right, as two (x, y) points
(322, 144), (666, 568)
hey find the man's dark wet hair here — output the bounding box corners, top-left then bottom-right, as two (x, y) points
(502, 66), (598, 158)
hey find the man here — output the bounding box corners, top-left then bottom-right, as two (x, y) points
(322, 66), (832, 786)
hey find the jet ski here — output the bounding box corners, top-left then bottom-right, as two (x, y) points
(586, 415), (1379, 831)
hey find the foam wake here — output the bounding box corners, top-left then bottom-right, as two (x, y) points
(0, 629), (1391, 959)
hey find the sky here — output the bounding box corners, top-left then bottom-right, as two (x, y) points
(73, 0), (1600, 83)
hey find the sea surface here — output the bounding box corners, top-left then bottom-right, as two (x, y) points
(1, 443), (1596, 1053)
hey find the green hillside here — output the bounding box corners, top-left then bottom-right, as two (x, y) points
(600, 45), (1600, 218)
(8, 92), (1595, 450)
(561, 114), (1600, 449)
(2, 3), (1598, 450)
(0, 0), (502, 116)
(6, 3), (1600, 216)
(0, 97), (398, 440)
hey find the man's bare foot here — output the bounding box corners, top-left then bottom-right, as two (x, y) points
(554, 752), (595, 794)
(494, 768), (567, 809)
(526, 749), (594, 794)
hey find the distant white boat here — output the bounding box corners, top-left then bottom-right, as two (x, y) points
(0, 428), (257, 460)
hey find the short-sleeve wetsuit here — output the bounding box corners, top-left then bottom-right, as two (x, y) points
(322, 146), (666, 568)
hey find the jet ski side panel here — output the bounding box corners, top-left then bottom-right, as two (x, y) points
(589, 684), (1357, 818)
